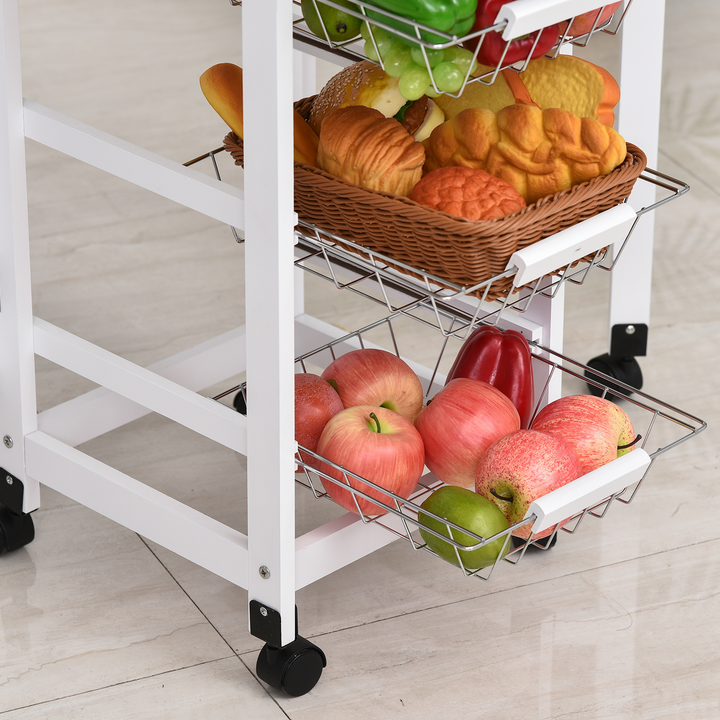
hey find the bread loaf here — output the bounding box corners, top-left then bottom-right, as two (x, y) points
(200, 62), (245, 138)
(519, 56), (620, 127)
(423, 104), (627, 204)
(293, 110), (319, 166)
(308, 61), (407, 136)
(317, 105), (425, 197)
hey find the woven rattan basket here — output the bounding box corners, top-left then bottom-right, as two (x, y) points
(224, 96), (647, 300)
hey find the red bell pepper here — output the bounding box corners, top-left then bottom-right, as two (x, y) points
(467, 0), (560, 68)
(446, 325), (535, 429)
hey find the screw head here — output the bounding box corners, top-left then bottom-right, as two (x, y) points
(6, 475), (13, 485)
(3, 436), (13, 449)
(259, 606), (268, 617)
(258, 566), (271, 579)
(625, 325), (636, 335)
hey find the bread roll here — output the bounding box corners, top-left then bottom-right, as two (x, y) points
(293, 110), (319, 166)
(200, 63), (245, 138)
(519, 56), (620, 127)
(423, 104), (627, 204)
(308, 61), (407, 136)
(317, 105), (425, 197)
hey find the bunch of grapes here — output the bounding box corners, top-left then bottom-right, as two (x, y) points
(360, 23), (478, 100)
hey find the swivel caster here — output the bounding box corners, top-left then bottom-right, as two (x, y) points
(584, 353), (643, 399)
(256, 635), (327, 697)
(233, 390), (247, 415)
(0, 503), (35, 555)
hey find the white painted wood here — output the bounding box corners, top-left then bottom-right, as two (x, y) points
(496, 0), (622, 38)
(25, 430), (249, 588)
(526, 449), (652, 533)
(243, 0), (299, 648)
(508, 204), (637, 287)
(33, 317), (247, 455)
(23, 100), (245, 229)
(37, 326), (247, 447)
(0, 0), (39, 511)
(608, 0), (663, 340)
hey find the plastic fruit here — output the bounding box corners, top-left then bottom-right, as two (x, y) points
(302, 0), (362, 43)
(419, 486), (511, 570)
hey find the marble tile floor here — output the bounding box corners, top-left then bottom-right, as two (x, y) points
(2, 1), (720, 718)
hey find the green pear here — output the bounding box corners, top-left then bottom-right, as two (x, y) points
(301, 0), (362, 43)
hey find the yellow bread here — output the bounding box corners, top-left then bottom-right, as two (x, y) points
(434, 67), (536, 119)
(317, 105), (425, 197)
(293, 110), (319, 166)
(200, 62), (320, 166)
(517, 56), (620, 127)
(423, 104), (627, 204)
(200, 63), (245, 138)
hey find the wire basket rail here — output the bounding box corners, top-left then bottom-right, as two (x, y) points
(286, 311), (705, 579)
(229, 0), (633, 97)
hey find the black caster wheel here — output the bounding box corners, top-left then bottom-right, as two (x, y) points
(584, 353), (643, 399)
(256, 635), (326, 697)
(233, 390), (247, 415)
(0, 503), (35, 555)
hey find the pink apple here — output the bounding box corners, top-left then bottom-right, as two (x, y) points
(530, 394), (637, 476)
(316, 405), (426, 516)
(475, 429), (583, 539)
(321, 348), (424, 423)
(559, 2), (621, 37)
(414, 378), (521, 489)
(294, 373), (344, 469)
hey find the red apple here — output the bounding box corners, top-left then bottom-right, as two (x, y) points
(530, 394), (637, 476)
(316, 405), (426, 516)
(321, 348), (424, 423)
(559, 2), (622, 37)
(294, 373), (344, 468)
(475, 429), (583, 539)
(414, 378), (521, 489)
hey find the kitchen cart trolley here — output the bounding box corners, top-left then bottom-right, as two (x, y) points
(0, 0), (706, 698)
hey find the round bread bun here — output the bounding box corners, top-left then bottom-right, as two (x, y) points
(309, 61), (407, 136)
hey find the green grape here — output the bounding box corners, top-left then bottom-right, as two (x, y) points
(382, 43), (414, 78)
(432, 61), (464, 94)
(398, 63), (431, 101)
(364, 39), (380, 62)
(361, 22), (394, 55)
(410, 46), (445, 69)
(425, 85), (440, 98)
(443, 46), (479, 78)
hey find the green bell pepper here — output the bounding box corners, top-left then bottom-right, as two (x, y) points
(364, 0), (478, 45)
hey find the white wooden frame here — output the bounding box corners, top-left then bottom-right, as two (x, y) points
(0, 0), (662, 653)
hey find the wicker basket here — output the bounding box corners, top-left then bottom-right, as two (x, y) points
(224, 97), (647, 300)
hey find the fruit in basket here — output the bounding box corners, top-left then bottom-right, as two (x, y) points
(414, 378), (520, 488)
(362, 0), (478, 47)
(559, 2), (622, 37)
(445, 325), (535, 429)
(422, 104), (628, 204)
(464, 0), (560, 68)
(308, 61), (445, 141)
(316, 105), (425, 196)
(301, 0), (362, 43)
(475, 429), (583, 539)
(531, 394), (638, 476)
(294, 373), (345, 469)
(418, 485), (511, 570)
(321, 348), (425, 423)
(316, 405), (425, 516)
(410, 166), (526, 221)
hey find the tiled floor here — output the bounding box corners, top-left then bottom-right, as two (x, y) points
(2, 1), (719, 718)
